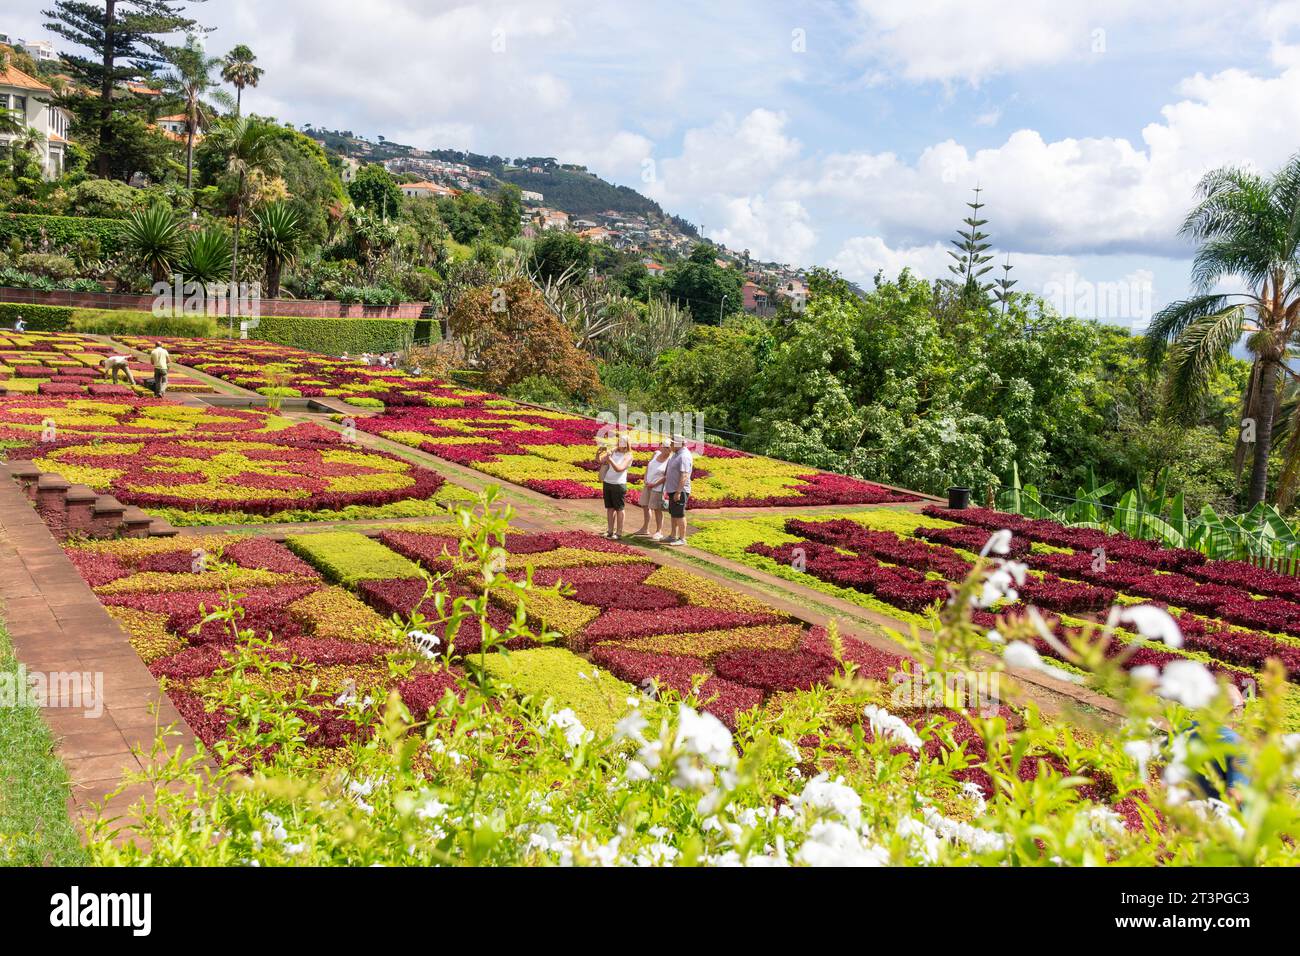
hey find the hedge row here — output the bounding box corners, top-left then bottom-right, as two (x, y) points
(249, 315), (438, 354)
(0, 213), (129, 257)
(0, 302), (437, 352)
(0, 303), (220, 337)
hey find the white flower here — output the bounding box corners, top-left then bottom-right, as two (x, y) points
(674, 705), (735, 767)
(896, 816), (942, 864)
(262, 812), (288, 843)
(624, 759), (651, 782)
(415, 794), (448, 821)
(1003, 641), (1044, 671)
(862, 704), (923, 751)
(1123, 738), (1158, 778)
(548, 708), (591, 750)
(671, 757), (714, 791)
(981, 529), (1013, 557)
(1185, 799), (1246, 840)
(1129, 665), (1160, 685)
(614, 710), (648, 745)
(796, 821), (888, 867)
(777, 737), (801, 762)
(1156, 660), (1220, 709)
(975, 560), (1027, 607)
(986, 629), (1005, 645)
(795, 773), (863, 828)
(1119, 605), (1183, 648)
(407, 629), (441, 658)
(527, 824), (565, 854)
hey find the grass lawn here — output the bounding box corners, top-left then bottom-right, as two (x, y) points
(0, 616), (86, 866)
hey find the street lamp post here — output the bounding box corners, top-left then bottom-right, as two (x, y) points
(719, 294), (728, 323)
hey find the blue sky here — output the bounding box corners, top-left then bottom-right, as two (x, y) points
(9, 0), (1300, 326)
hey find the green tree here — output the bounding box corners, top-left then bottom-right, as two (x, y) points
(661, 243), (743, 325)
(220, 43), (262, 115)
(178, 224), (232, 286)
(122, 201), (183, 283)
(251, 201), (303, 298)
(945, 185), (996, 304)
(1144, 154), (1300, 507)
(530, 231), (594, 283)
(347, 164), (402, 217)
(44, 0), (206, 178)
(159, 35), (229, 189)
(206, 115), (283, 311)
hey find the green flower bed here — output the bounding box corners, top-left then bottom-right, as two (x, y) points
(480, 647), (643, 737)
(284, 531), (422, 586)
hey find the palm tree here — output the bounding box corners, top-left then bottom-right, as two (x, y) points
(123, 204), (185, 284)
(179, 226), (233, 288)
(7, 126), (45, 181)
(1145, 154), (1300, 507)
(251, 202), (303, 299)
(208, 116), (284, 328)
(160, 39), (232, 189)
(220, 45), (264, 115)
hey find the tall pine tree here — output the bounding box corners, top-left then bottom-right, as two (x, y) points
(946, 185), (996, 304)
(44, 1), (206, 178)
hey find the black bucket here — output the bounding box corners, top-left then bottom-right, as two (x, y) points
(947, 486), (971, 510)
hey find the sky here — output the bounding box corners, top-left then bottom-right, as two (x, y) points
(10, 0), (1300, 328)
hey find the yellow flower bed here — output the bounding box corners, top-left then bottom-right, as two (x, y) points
(642, 564), (778, 616)
(616, 623), (804, 661)
(287, 587), (395, 645)
(106, 606), (186, 664)
(95, 567), (307, 595)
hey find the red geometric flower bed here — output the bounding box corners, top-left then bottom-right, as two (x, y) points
(7, 421), (445, 516)
(742, 512), (1300, 684)
(356, 404), (919, 509)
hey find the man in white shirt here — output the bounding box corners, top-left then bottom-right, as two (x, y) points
(100, 355), (136, 386)
(663, 434), (694, 546)
(149, 342), (170, 397)
(13, 316), (26, 332)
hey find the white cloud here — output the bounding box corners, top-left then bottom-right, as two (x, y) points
(844, 0), (1265, 85)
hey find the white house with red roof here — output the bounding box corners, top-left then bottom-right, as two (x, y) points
(400, 181), (461, 199)
(0, 59), (72, 178)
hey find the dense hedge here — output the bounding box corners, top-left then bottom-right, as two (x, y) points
(0, 213), (128, 257)
(0, 302), (220, 337)
(0, 301), (438, 354)
(250, 315), (436, 354)
(0, 302), (74, 331)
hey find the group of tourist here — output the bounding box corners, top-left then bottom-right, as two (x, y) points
(595, 434), (693, 545)
(341, 351), (401, 368)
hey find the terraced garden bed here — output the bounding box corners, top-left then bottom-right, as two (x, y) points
(1, 397), (467, 525)
(109, 335), (919, 508)
(58, 524), (1148, 820)
(688, 507), (1300, 724)
(0, 330), (211, 395)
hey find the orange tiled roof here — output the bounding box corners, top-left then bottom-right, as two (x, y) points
(0, 62), (53, 93)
